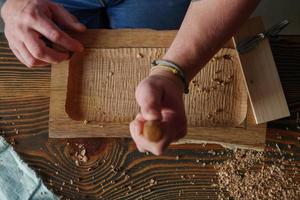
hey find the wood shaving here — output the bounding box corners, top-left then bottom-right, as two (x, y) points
(80, 149), (86, 157)
(275, 143), (282, 155)
(149, 178), (157, 186)
(74, 144), (88, 166)
(9, 138), (16, 146)
(216, 149), (300, 200)
(108, 72), (114, 77)
(223, 54), (233, 60)
(128, 185), (132, 191)
(137, 53), (144, 58)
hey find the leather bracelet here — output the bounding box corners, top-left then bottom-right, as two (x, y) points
(151, 59), (189, 94)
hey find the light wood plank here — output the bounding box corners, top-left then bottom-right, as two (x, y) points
(234, 17), (290, 124)
(68, 29), (235, 48)
(49, 29), (266, 150)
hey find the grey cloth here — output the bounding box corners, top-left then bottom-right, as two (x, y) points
(0, 136), (58, 200)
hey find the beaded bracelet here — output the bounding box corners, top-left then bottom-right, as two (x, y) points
(151, 59), (189, 94)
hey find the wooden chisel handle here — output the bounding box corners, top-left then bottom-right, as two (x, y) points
(143, 120), (163, 142)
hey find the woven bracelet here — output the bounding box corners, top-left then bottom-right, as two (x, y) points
(151, 59), (189, 94)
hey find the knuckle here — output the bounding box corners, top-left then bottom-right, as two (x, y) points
(23, 10), (40, 24)
(26, 64), (34, 68)
(152, 148), (163, 156)
(22, 15), (32, 25)
(27, 58), (39, 67)
(32, 46), (45, 58)
(48, 30), (62, 42)
(15, 23), (24, 31)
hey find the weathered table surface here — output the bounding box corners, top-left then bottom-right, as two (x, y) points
(0, 34), (299, 200)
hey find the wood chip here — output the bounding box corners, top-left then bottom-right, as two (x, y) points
(137, 53), (144, 58)
(81, 156), (88, 163)
(150, 178), (156, 186)
(80, 149), (86, 157)
(9, 138), (16, 146)
(275, 144), (282, 155)
(216, 149), (300, 200)
(223, 54), (233, 60)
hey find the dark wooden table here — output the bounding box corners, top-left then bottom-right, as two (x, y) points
(0, 35), (299, 200)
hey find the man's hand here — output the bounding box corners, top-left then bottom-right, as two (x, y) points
(130, 70), (187, 155)
(1, 0), (86, 68)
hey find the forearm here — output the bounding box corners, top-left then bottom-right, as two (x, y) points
(163, 0), (260, 82)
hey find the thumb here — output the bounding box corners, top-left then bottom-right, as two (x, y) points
(49, 3), (86, 32)
(136, 81), (163, 121)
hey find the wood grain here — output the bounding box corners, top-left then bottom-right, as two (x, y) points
(50, 29), (266, 151)
(67, 29), (234, 49)
(0, 32), (299, 200)
(60, 48), (246, 127)
(0, 41), (50, 97)
(234, 17), (290, 124)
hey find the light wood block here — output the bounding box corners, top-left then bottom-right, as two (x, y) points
(50, 22), (268, 150)
(234, 17), (290, 124)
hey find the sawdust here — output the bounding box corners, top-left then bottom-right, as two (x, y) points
(73, 144), (88, 166)
(216, 149), (300, 200)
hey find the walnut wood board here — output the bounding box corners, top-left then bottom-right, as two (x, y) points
(234, 17), (290, 124)
(1, 33), (299, 200)
(49, 29), (266, 150)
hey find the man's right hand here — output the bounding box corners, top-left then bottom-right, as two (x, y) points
(1, 0), (86, 68)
